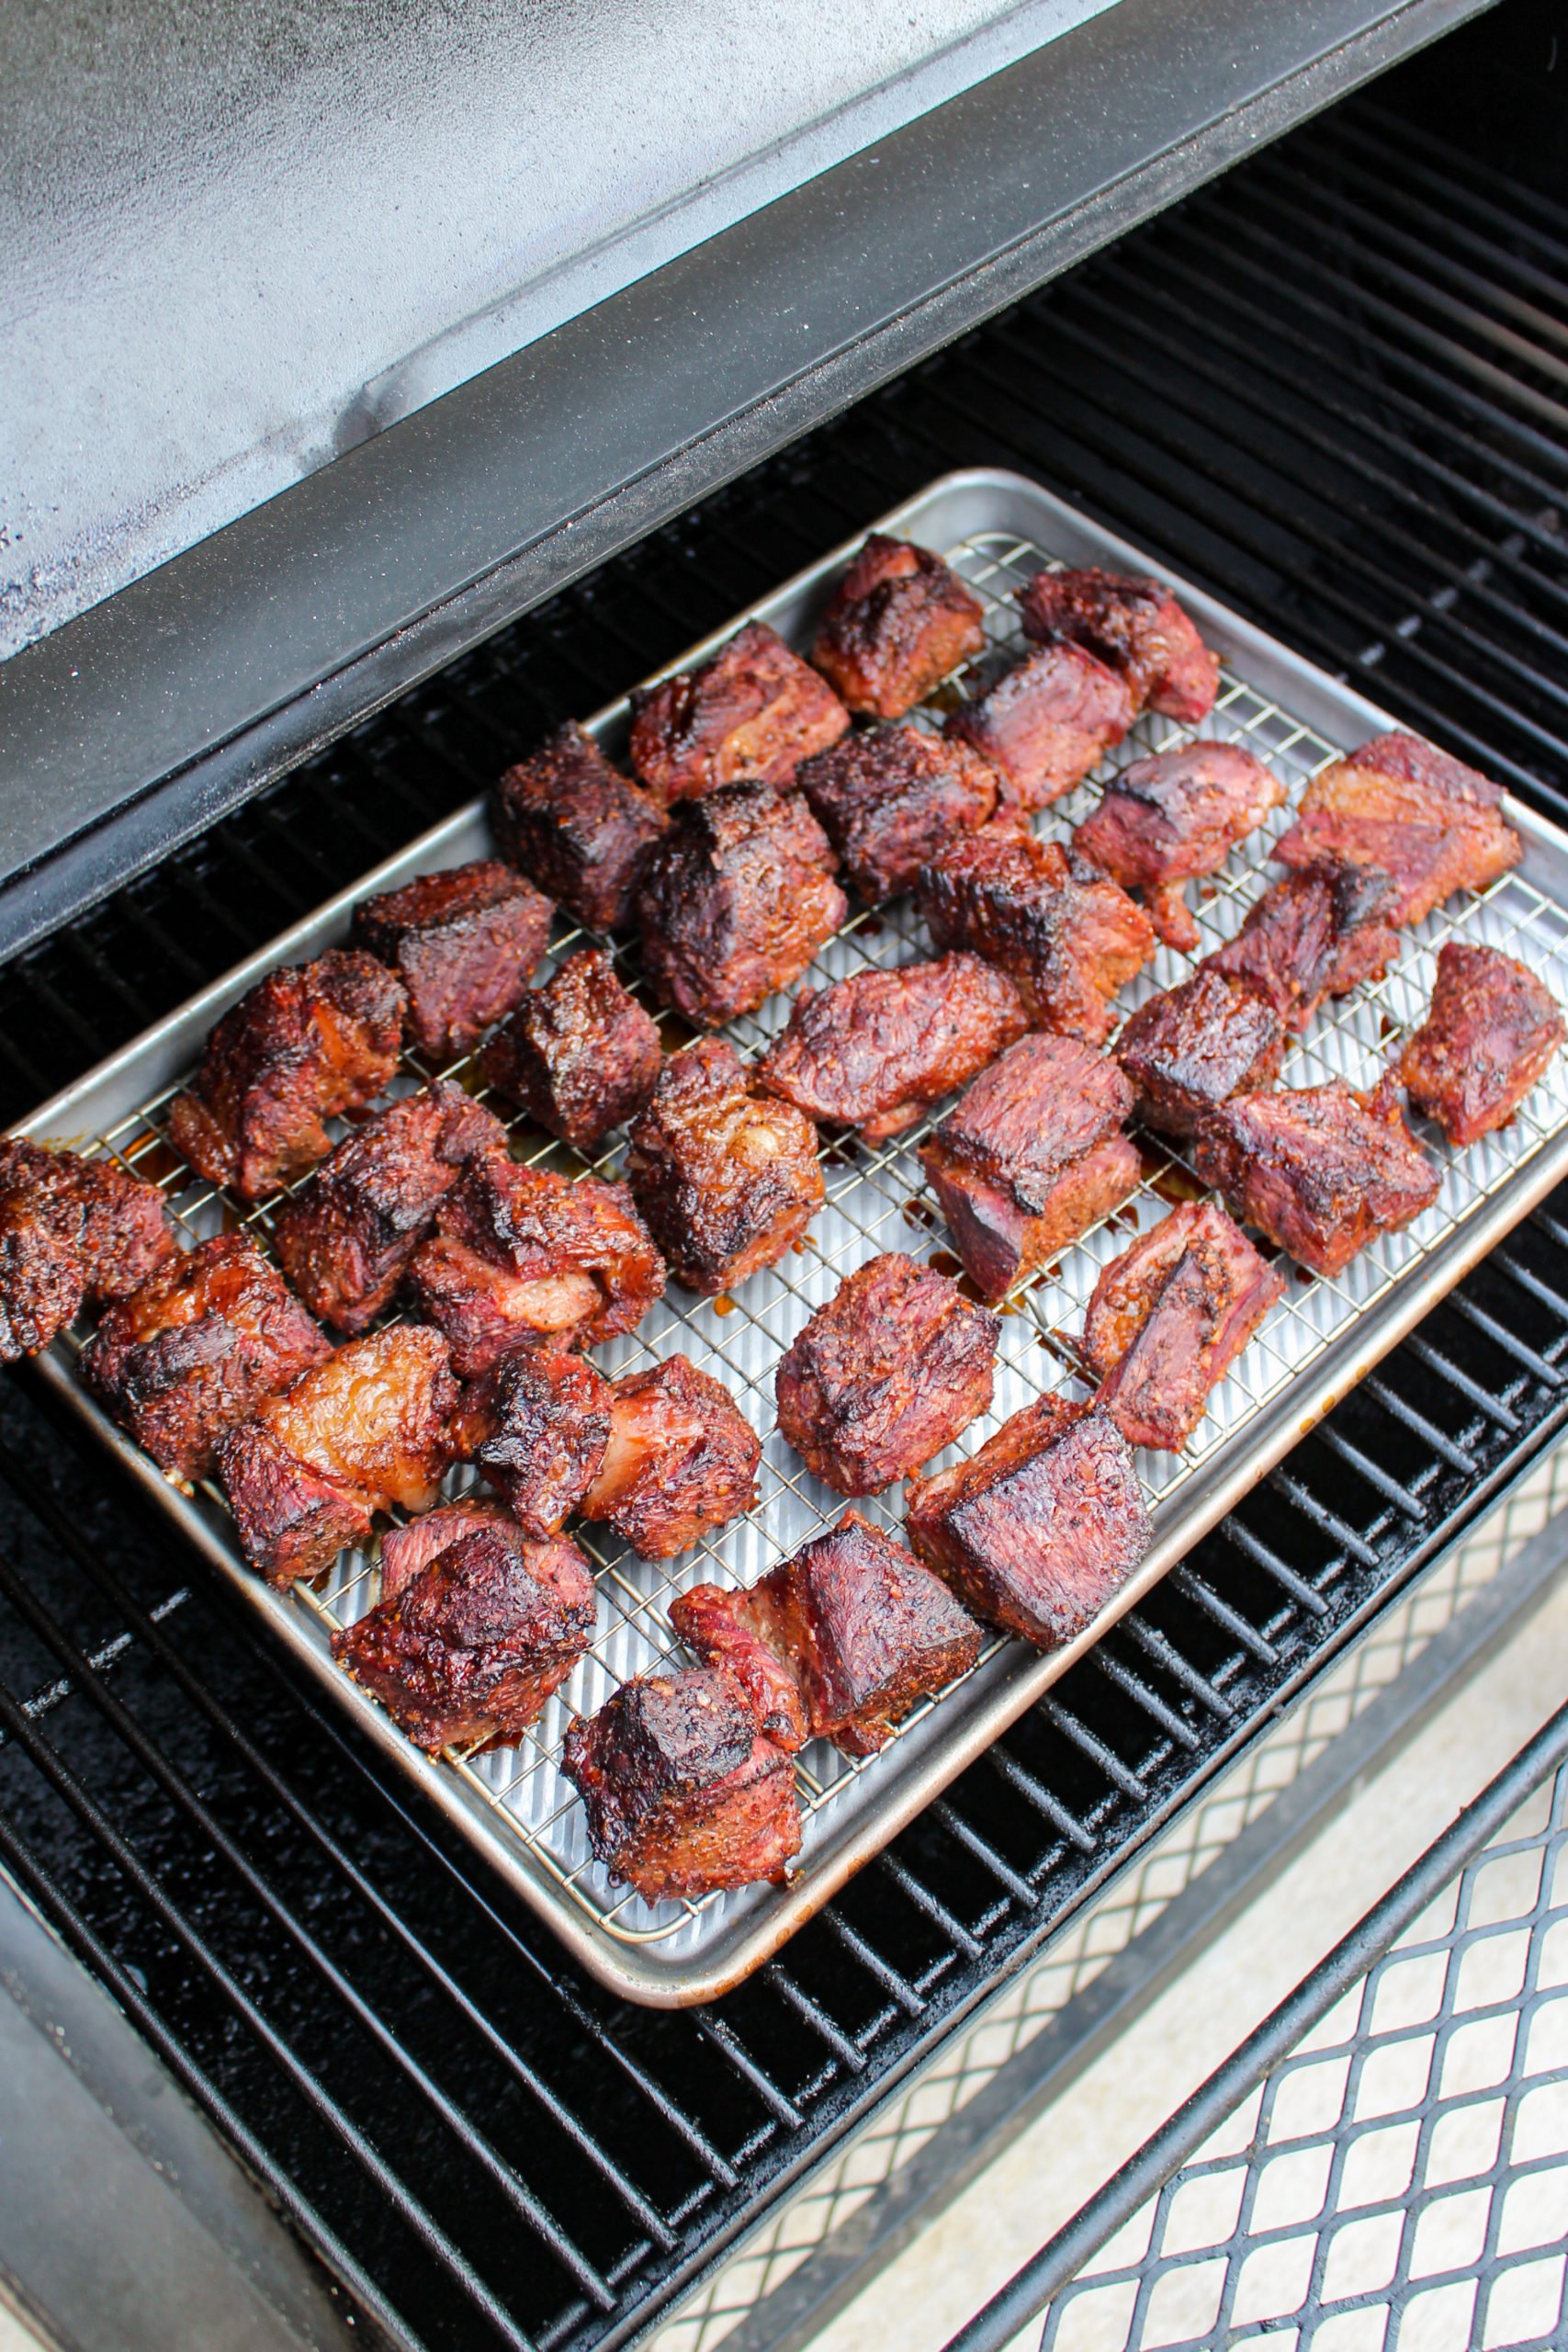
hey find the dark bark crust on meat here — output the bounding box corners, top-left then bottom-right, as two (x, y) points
(1116, 969), (1286, 1140)
(626, 1039), (823, 1293)
(1204, 863), (1399, 1034)
(1274, 733), (1520, 924)
(1082, 1201), (1286, 1451)
(946, 641), (1134, 813)
(809, 537), (985, 719)
(1396, 940), (1565, 1147)
(491, 722), (669, 935)
(0, 1137), (175, 1362)
(459, 1347), (613, 1536)
(480, 948), (662, 1152)
(1017, 565), (1219, 723)
(1073, 743), (1286, 949)
(796, 723), (999, 901)
(582, 1355), (761, 1559)
(353, 859), (553, 1061)
(1194, 1080), (1440, 1277)
(629, 620), (849, 803)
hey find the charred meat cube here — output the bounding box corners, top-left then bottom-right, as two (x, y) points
(0, 1138), (175, 1363)
(378, 1493), (515, 1599)
(458, 1347), (613, 1536)
(352, 860), (553, 1062)
(491, 721), (669, 934)
(906, 1394), (1151, 1649)
(945, 642), (1134, 814)
(1193, 1080), (1440, 1277)
(562, 1667), (801, 1902)
(1274, 733), (1521, 925)
(795, 724), (999, 903)
(671, 1511), (980, 1757)
(581, 1356), (760, 1560)
(635, 783), (848, 1029)
(918, 824), (1155, 1042)
(217, 1325), (460, 1585)
(628, 620), (849, 804)
(775, 1251), (998, 1496)
(758, 954), (1029, 1144)
(919, 1034), (1139, 1302)
(1396, 940), (1566, 1147)
(808, 535), (986, 718)
(1018, 565), (1219, 723)
(273, 1082), (506, 1335)
(479, 948), (661, 1153)
(168, 949), (406, 1201)
(1082, 1202), (1286, 1452)
(1073, 743), (1287, 949)
(625, 1040), (822, 1295)
(1205, 863), (1400, 1033)
(1116, 968), (1286, 1141)
(81, 1231), (330, 1478)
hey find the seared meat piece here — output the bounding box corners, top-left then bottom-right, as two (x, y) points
(628, 620), (849, 804)
(352, 860), (553, 1061)
(918, 825), (1155, 1042)
(491, 722), (669, 935)
(458, 1347), (613, 1536)
(906, 1394), (1151, 1648)
(0, 1138), (174, 1362)
(1205, 863), (1400, 1033)
(406, 1154), (663, 1377)
(217, 1325), (460, 1584)
(795, 724), (999, 903)
(671, 1511), (980, 1757)
(82, 1231), (330, 1478)
(1073, 744), (1287, 949)
(625, 1040), (822, 1295)
(945, 642), (1134, 813)
(1396, 940), (1566, 1147)
(168, 950), (406, 1201)
(809, 536), (986, 718)
(1274, 733), (1521, 925)
(581, 1357), (760, 1559)
(562, 1667), (801, 1902)
(273, 1082), (505, 1335)
(635, 783), (849, 1028)
(757, 954), (1029, 1144)
(378, 1493), (514, 1599)
(1116, 968), (1286, 1141)
(1018, 565), (1219, 723)
(1193, 1080), (1440, 1277)
(919, 1034), (1139, 1301)
(480, 948), (661, 1152)
(775, 1251), (998, 1496)
(1082, 1202), (1285, 1452)
(333, 1510), (595, 1751)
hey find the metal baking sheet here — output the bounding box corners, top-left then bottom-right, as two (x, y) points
(19, 469), (1568, 2006)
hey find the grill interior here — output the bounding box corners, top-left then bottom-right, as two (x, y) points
(5, 13), (1568, 2348)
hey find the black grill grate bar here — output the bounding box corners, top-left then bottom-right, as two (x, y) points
(1490, 1243), (1568, 1329)
(1216, 1521), (1333, 1616)
(1090, 1654), (1201, 1752)
(0, 1587), (190, 1734)
(1040, 1699), (1150, 1802)
(874, 1854), (986, 1961)
(1119, 1620), (1235, 1722)
(1313, 1429), (1428, 1524)
(1360, 1374), (1481, 1474)
(927, 1800), (1039, 1906)
(1265, 1475), (1382, 1570)
(1445, 1291), (1567, 1387)
(1168, 1568), (1280, 1667)
(1345, 100), (1568, 258)
(767, 1973), (871, 2074)
(818, 1913), (928, 2017)
(986, 1748), (1097, 1854)
(690, 2014), (802, 2131)
(1406, 1334), (1523, 1430)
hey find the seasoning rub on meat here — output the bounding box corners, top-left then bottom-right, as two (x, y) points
(1072, 742), (1286, 950)
(629, 619), (849, 803)
(1082, 1202), (1285, 1452)
(626, 1039), (823, 1295)
(1395, 940), (1565, 1148)
(809, 536), (985, 719)
(1194, 1079), (1440, 1278)
(0, 1137), (174, 1363)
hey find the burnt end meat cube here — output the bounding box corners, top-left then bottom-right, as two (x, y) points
(628, 620), (850, 804)
(671, 1511), (981, 1758)
(795, 724), (999, 903)
(167, 949), (406, 1201)
(1116, 968), (1286, 1141)
(635, 783), (849, 1028)
(1193, 1080), (1440, 1277)
(757, 954), (1029, 1144)
(625, 1040), (822, 1295)
(808, 535), (986, 718)
(1204, 863), (1400, 1033)
(775, 1251), (998, 1497)
(945, 641), (1135, 814)
(491, 722), (669, 934)
(457, 1347), (613, 1536)
(906, 1394), (1152, 1648)
(581, 1356), (760, 1560)
(378, 1494), (515, 1599)
(81, 1231), (330, 1479)
(273, 1082), (506, 1336)
(1082, 1202), (1286, 1452)
(0, 1138), (175, 1362)
(1273, 733), (1521, 925)
(352, 860), (553, 1062)
(479, 948), (661, 1152)
(1396, 940), (1566, 1147)
(1017, 565), (1219, 723)
(919, 1033), (1139, 1302)
(561, 1668), (802, 1902)
(1072, 743), (1287, 949)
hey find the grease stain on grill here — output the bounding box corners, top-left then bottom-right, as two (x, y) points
(903, 1197), (934, 1228)
(713, 1294), (736, 1317)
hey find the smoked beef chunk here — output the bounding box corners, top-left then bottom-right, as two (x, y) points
(635, 783), (848, 1028)
(168, 950), (406, 1201)
(378, 1493), (515, 1598)
(626, 1040), (823, 1295)
(1018, 565), (1220, 723)
(906, 1395), (1152, 1648)
(1082, 1202), (1285, 1452)
(217, 1325), (460, 1585)
(1274, 733), (1521, 925)
(1194, 1080), (1440, 1278)
(562, 1668), (802, 1902)
(1116, 968), (1286, 1141)
(775, 1251), (998, 1496)
(1205, 863), (1400, 1034)
(919, 1034), (1139, 1301)
(1073, 744), (1287, 950)
(1396, 940), (1566, 1147)
(945, 642), (1134, 813)
(628, 620), (849, 804)
(581, 1356), (760, 1559)
(82, 1231), (330, 1479)
(480, 948), (662, 1153)
(491, 722), (669, 935)
(809, 536), (986, 718)
(0, 1138), (174, 1363)
(459, 1347), (613, 1537)
(273, 1082), (506, 1335)
(672, 1512), (981, 1757)
(795, 724), (999, 903)
(352, 861), (553, 1062)
(918, 825), (1155, 1043)
(758, 955), (1029, 1144)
